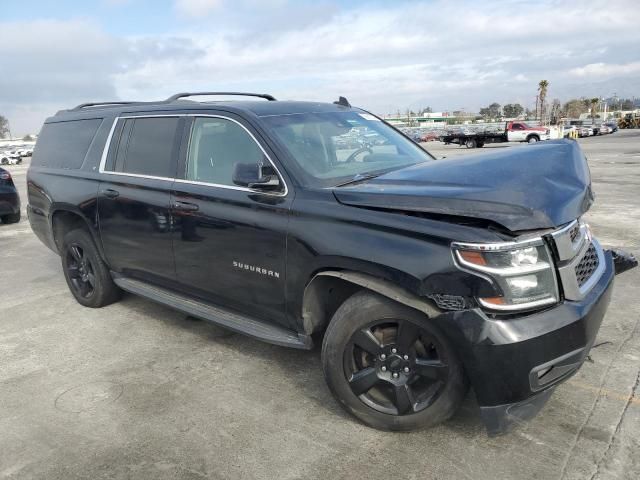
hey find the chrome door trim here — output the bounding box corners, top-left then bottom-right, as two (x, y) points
(97, 113), (289, 197)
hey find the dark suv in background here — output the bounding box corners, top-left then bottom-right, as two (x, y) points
(0, 167), (21, 224)
(27, 92), (636, 434)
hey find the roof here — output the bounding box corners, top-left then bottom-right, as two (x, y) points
(50, 97), (355, 122)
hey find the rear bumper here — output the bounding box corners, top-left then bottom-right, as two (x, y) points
(0, 191), (20, 215)
(27, 204), (58, 252)
(433, 250), (618, 434)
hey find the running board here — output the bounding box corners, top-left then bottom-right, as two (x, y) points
(112, 275), (312, 350)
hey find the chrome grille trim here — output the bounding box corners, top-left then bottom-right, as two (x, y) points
(556, 238), (605, 301)
(551, 219), (588, 262)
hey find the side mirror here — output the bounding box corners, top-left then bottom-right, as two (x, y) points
(232, 163), (281, 191)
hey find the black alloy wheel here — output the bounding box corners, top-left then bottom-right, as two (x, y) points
(322, 291), (466, 431)
(61, 228), (121, 308)
(344, 319), (448, 416)
(65, 244), (97, 299)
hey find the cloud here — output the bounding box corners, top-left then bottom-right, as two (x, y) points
(175, 0), (223, 17)
(569, 61), (640, 78)
(1, 0), (640, 134)
(116, 0), (640, 110)
(0, 19), (124, 104)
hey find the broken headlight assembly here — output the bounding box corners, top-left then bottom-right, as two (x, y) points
(452, 238), (559, 312)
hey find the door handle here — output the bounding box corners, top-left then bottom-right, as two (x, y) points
(173, 200), (199, 212)
(103, 188), (120, 198)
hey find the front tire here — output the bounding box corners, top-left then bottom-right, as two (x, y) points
(527, 135), (539, 143)
(465, 138), (477, 148)
(61, 228), (121, 308)
(321, 291), (466, 431)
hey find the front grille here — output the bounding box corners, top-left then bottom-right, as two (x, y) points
(569, 224), (580, 243)
(575, 243), (599, 287)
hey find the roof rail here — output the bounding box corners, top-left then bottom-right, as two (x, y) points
(165, 92), (277, 102)
(71, 101), (137, 111)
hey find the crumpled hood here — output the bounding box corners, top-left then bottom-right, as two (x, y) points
(333, 139), (593, 232)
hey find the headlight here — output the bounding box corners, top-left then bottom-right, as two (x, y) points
(453, 238), (558, 311)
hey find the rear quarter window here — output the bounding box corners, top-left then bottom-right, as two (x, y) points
(109, 117), (180, 178)
(31, 118), (103, 169)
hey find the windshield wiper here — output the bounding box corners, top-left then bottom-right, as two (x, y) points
(334, 173), (382, 187)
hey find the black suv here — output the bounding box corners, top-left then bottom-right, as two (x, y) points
(27, 92), (636, 434)
(0, 167), (21, 224)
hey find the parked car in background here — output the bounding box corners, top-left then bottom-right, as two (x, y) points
(17, 146), (34, 157)
(604, 121), (618, 133)
(578, 126), (591, 138)
(420, 131), (439, 142)
(598, 124), (611, 135)
(1, 150), (22, 165)
(0, 167), (21, 224)
(563, 125), (579, 138)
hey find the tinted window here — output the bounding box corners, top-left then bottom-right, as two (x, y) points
(31, 119), (103, 168)
(263, 111), (432, 187)
(115, 117), (179, 178)
(185, 117), (265, 186)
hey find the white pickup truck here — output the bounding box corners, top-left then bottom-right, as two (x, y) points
(441, 121), (551, 148)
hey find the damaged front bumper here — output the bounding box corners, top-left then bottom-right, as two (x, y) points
(611, 248), (638, 275)
(432, 248), (636, 435)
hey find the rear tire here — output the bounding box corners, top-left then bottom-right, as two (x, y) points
(1, 212), (20, 224)
(465, 138), (477, 148)
(61, 228), (121, 308)
(321, 291), (466, 431)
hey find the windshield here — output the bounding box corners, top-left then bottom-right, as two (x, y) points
(263, 111), (433, 187)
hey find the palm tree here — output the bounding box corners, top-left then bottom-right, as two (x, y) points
(538, 80), (549, 122)
(590, 98), (600, 123)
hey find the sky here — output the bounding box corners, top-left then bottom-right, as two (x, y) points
(1, 0), (639, 135)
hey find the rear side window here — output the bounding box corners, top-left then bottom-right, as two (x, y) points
(31, 119), (103, 169)
(111, 117), (179, 178)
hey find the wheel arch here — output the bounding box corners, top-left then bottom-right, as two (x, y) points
(301, 270), (441, 336)
(50, 206), (104, 259)
(526, 134), (540, 142)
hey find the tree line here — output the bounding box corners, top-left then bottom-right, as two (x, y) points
(478, 97), (636, 122)
(0, 115), (9, 138)
(0, 115), (34, 141)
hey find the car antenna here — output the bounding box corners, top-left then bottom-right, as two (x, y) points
(334, 96), (351, 107)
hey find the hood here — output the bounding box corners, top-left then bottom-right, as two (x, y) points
(333, 139), (593, 232)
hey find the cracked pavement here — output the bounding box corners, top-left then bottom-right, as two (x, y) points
(0, 131), (639, 479)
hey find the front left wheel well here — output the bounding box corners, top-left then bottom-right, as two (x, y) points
(301, 275), (360, 336)
(301, 271), (441, 336)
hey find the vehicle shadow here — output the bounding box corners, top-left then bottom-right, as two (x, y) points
(117, 292), (486, 436)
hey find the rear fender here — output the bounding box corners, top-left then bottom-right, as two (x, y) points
(49, 204), (105, 261)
